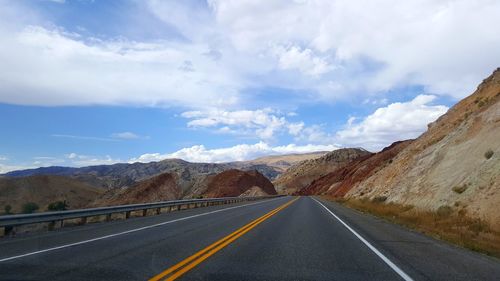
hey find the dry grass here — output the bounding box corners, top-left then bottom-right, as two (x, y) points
(326, 196), (500, 258)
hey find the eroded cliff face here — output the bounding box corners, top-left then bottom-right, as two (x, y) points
(347, 69), (500, 229)
(90, 172), (182, 206)
(298, 140), (412, 197)
(273, 148), (372, 195)
(202, 169), (277, 198)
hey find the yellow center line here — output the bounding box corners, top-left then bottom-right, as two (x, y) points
(149, 197), (300, 281)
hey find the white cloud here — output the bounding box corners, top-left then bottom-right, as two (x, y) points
(130, 141), (339, 163)
(0, 156), (8, 161)
(0, 23), (241, 107)
(181, 108), (305, 140)
(274, 45), (332, 76)
(207, 0), (500, 98)
(335, 94), (449, 151)
(64, 153), (122, 166)
(111, 132), (149, 140)
(0, 164), (34, 174)
(1, 0), (498, 109)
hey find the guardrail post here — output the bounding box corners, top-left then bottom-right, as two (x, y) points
(106, 214), (112, 222)
(80, 217), (87, 225)
(142, 209), (148, 217)
(156, 208), (161, 215)
(3, 226), (14, 236)
(48, 221), (56, 231)
(125, 211), (131, 219)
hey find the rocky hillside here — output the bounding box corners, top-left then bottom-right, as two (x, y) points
(90, 168), (277, 206)
(234, 152), (327, 173)
(0, 175), (103, 213)
(202, 169), (277, 198)
(4, 152), (326, 191)
(4, 159), (234, 190)
(345, 69), (500, 229)
(90, 172), (182, 207)
(273, 148), (371, 194)
(298, 140), (412, 196)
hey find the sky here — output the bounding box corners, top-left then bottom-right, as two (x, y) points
(0, 0), (499, 173)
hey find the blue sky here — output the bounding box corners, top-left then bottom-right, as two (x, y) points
(0, 0), (499, 172)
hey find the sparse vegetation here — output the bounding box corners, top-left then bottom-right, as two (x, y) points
(328, 196), (500, 258)
(484, 149), (494, 159)
(476, 96), (491, 108)
(22, 202), (39, 214)
(371, 196), (387, 203)
(437, 205), (453, 217)
(47, 200), (69, 211)
(3, 205), (12, 215)
(452, 184), (468, 194)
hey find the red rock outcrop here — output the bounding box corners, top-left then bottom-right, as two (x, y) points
(203, 169), (277, 198)
(298, 140), (412, 196)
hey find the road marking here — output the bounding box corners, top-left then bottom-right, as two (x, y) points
(149, 197), (300, 281)
(312, 197), (414, 281)
(0, 197), (286, 263)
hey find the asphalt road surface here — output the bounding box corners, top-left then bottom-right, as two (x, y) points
(0, 196), (499, 280)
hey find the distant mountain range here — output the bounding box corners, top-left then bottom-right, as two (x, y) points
(4, 152), (326, 189)
(0, 152), (326, 213)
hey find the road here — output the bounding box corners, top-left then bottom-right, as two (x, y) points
(0, 196), (499, 280)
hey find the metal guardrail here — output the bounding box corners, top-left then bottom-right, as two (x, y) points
(0, 195), (284, 235)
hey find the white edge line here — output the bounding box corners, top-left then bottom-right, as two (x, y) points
(312, 197), (414, 281)
(0, 197), (286, 262)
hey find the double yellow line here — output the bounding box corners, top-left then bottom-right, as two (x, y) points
(149, 197), (300, 281)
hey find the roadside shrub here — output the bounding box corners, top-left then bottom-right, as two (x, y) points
(372, 196), (388, 203)
(22, 202), (39, 214)
(47, 200), (68, 211)
(467, 219), (490, 234)
(484, 149), (494, 159)
(437, 205), (453, 217)
(3, 205), (12, 215)
(452, 184), (468, 194)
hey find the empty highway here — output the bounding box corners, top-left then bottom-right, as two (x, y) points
(0, 196), (499, 280)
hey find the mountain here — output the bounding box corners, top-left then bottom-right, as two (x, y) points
(0, 175), (103, 213)
(343, 68), (500, 229)
(90, 172), (181, 207)
(4, 160), (231, 190)
(1, 152), (325, 210)
(297, 140), (412, 196)
(273, 148), (372, 194)
(4, 152), (327, 191)
(90, 169), (276, 206)
(234, 152), (327, 173)
(202, 169), (277, 198)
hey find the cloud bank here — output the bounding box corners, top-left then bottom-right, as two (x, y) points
(1, 0), (499, 108)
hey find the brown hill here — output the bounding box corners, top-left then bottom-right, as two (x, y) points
(90, 172), (181, 206)
(346, 68), (500, 229)
(4, 152), (327, 193)
(234, 152), (327, 173)
(202, 169), (277, 198)
(298, 140), (412, 196)
(0, 175), (103, 213)
(273, 148), (372, 194)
